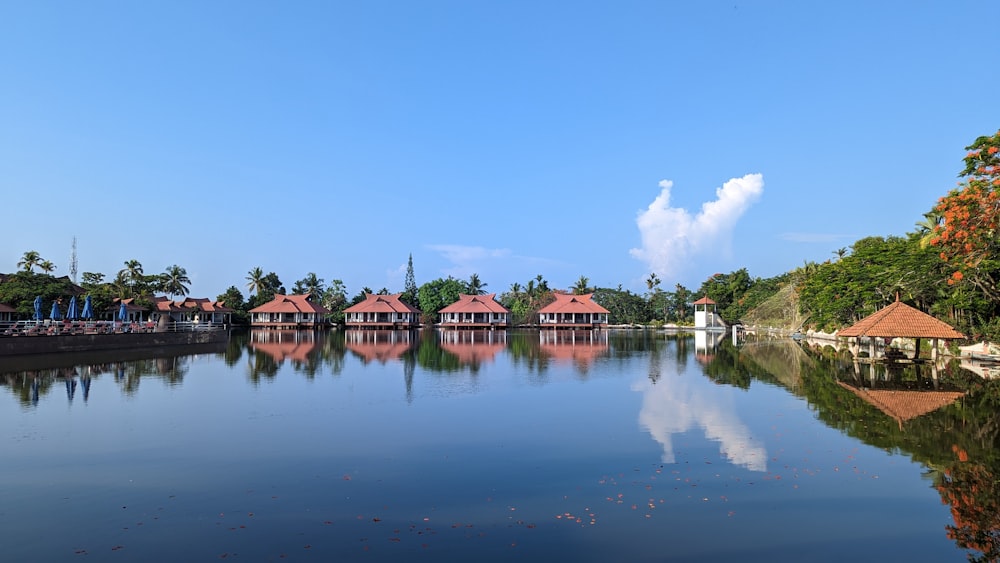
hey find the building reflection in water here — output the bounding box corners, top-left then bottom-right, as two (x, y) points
(694, 329), (725, 363)
(537, 330), (609, 372)
(248, 329), (318, 364)
(344, 330), (416, 364)
(437, 329), (506, 368)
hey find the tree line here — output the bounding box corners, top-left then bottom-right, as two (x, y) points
(4, 131), (999, 339)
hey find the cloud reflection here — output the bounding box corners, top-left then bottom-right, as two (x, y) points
(634, 373), (767, 472)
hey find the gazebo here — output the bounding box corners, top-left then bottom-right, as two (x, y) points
(838, 297), (964, 362)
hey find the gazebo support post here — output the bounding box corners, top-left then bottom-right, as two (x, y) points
(914, 337), (921, 361)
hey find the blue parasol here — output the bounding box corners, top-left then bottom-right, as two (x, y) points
(81, 295), (94, 320)
(50, 301), (62, 320)
(33, 296), (43, 321)
(66, 296), (79, 320)
(118, 301), (128, 322)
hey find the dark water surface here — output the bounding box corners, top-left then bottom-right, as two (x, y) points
(2, 329), (996, 562)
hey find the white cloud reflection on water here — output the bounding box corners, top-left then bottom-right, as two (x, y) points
(633, 370), (768, 472)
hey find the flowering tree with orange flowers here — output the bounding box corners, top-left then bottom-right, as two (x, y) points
(929, 130), (1000, 302)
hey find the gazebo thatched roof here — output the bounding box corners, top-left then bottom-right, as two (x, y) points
(838, 299), (964, 340)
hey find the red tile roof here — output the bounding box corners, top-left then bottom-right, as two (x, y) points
(692, 296), (716, 305)
(0, 303), (16, 313)
(153, 296), (234, 313)
(112, 298), (147, 313)
(343, 293), (421, 314)
(838, 299), (964, 340)
(249, 293), (332, 314)
(439, 293), (509, 314)
(537, 293), (610, 314)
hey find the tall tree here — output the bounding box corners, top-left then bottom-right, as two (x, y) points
(571, 275), (591, 295)
(246, 267), (265, 295)
(402, 254), (418, 304)
(119, 260), (144, 294)
(162, 265), (191, 298)
(17, 250), (42, 273)
(466, 273), (487, 295)
(929, 129), (1000, 302)
(293, 272), (324, 296)
(38, 260), (56, 274)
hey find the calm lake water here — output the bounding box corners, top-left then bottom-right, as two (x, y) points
(2, 329), (997, 562)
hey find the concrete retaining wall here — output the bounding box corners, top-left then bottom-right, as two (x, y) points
(0, 330), (228, 357)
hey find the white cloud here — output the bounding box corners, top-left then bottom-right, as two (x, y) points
(630, 174), (764, 280)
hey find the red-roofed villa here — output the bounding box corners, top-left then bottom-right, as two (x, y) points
(537, 293), (609, 330)
(249, 293), (331, 329)
(344, 293), (422, 329)
(438, 293), (510, 330)
(153, 296), (235, 326)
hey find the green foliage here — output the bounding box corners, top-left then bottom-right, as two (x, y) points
(402, 254), (418, 305)
(217, 286), (248, 324)
(592, 286), (650, 325)
(0, 272), (81, 318)
(796, 236), (953, 332)
(418, 277), (466, 318)
(292, 272), (324, 296)
(498, 275), (555, 326)
(320, 279), (349, 325)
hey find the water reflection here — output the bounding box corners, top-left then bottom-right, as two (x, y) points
(0, 355), (196, 408)
(437, 330), (506, 373)
(8, 329), (1000, 560)
(635, 335), (768, 471)
(537, 330), (609, 373)
(344, 329), (416, 364)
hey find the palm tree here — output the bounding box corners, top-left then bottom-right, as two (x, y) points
(915, 211), (943, 249)
(38, 260), (56, 274)
(162, 265), (191, 298)
(296, 272), (324, 296)
(466, 273), (487, 295)
(534, 274), (549, 293)
(645, 273), (661, 297)
(111, 271), (130, 299)
(246, 267), (265, 296)
(832, 248), (848, 261)
(17, 250), (42, 272)
(572, 275), (590, 295)
(119, 260), (144, 291)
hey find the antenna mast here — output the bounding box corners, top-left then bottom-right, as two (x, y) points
(70, 236), (78, 283)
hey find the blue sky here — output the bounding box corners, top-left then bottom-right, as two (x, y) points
(2, 1), (998, 300)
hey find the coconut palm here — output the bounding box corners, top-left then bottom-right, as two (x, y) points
(17, 250), (42, 272)
(915, 211), (943, 249)
(118, 260), (144, 290)
(162, 265), (191, 298)
(38, 260), (56, 274)
(466, 273), (487, 295)
(572, 275), (590, 295)
(246, 266), (265, 296)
